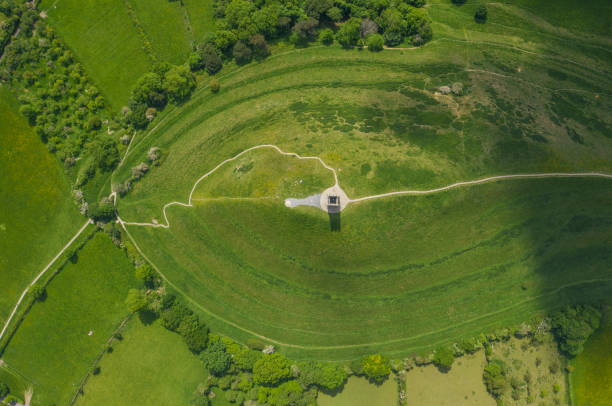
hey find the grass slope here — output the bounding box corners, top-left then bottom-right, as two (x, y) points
(76, 317), (208, 406)
(0, 87), (81, 327)
(1, 233), (137, 406)
(39, 0), (152, 109)
(128, 177), (612, 359)
(183, 0), (215, 43)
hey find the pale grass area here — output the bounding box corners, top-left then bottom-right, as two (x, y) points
(404, 351), (495, 406)
(318, 376), (397, 406)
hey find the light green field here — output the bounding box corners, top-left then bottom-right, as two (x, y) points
(1, 233), (137, 406)
(113, 0), (612, 360)
(129, 0), (192, 64)
(0, 87), (81, 327)
(318, 376), (397, 406)
(404, 351), (494, 406)
(183, 0), (215, 43)
(75, 317), (208, 406)
(39, 0), (153, 109)
(571, 310), (612, 406)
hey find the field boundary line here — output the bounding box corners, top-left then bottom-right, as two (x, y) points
(0, 219), (92, 342)
(119, 225), (612, 351)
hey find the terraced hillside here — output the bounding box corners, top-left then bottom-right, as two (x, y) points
(111, 1), (612, 359)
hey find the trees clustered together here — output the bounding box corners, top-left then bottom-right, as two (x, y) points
(550, 305), (601, 357)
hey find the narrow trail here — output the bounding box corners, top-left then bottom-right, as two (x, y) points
(116, 143), (612, 229)
(0, 220), (93, 343)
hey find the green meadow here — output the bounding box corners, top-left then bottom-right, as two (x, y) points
(75, 317), (208, 406)
(1, 233), (137, 405)
(0, 87), (81, 327)
(318, 376), (397, 406)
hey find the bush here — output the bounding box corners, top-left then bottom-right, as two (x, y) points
(0, 381), (9, 398)
(30, 283), (46, 301)
(432, 347), (455, 372)
(160, 301), (192, 331)
(475, 5), (488, 23)
(483, 359), (508, 398)
(336, 18), (361, 48)
(362, 354), (391, 383)
(178, 314), (209, 354)
(249, 34), (270, 58)
(366, 34), (384, 51)
(210, 78), (220, 93)
(292, 18), (319, 43)
(319, 28), (334, 45)
(135, 264), (155, 287)
(233, 41), (252, 64)
(297, 361), (347, 390)
(247, 338), (266, 350)
(253, 353), (292, 386)
(201, 339), (232, 376)
(163, 65), (196, 103)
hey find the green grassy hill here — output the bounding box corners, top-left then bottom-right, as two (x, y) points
(0, 87), (82, 327)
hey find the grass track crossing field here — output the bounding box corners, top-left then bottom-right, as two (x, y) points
(0, 87), (81, 328)
(1, 233), (137, 405)
(75, 317), (208, 406)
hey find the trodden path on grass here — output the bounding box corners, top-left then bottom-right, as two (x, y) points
(115, 144), (612, 228)
(0, 219), (93, 343)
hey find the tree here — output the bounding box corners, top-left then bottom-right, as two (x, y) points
(201, 339), (232, 375)
(336, 18), (361, 48)
(297, 361), (347, 390)
(367, 34), (384, 51)
(474, 5), (487, 23)
(253, 353), (292, 386)
(432, 347), (455, 372)
(303, 0), (333, 19)
(319, 28), (334, 45)
(483, 359), (509, 398)
(233, 41), (252, 64)
(198, 44), (223, 74)
(249, 34), (270, 58)
(215, 30), (238, 53)
(160, 300), (192, 331)
(451, 0), (466, 4)
(551, 305), (601, 357)
(163, 65), (196, 103)
(292, 18), (319, 43)
(178, 314), (209, 353)
(188, 52), (204, 71)
(326, 6), (343, 22)
(258, 380), (305, 406)
(91, 136), (119, 171)
(189, 393), (210, 406)
(125, 289), (146, 313)
(135, 264), (155, 287)
(362, 354), (391, 383)
(228, 345), (262, 370)
(360, 19), (378, 38)
(132, 72), (166, 107)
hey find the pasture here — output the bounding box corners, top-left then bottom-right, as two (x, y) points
(113, 0), (612, 360)
(75, 317), (208, 406)
(571, 310), (612, 406)
(317, 376), (397, 406)
(0, 87), (81, 327)
(1, 233), (137, 406)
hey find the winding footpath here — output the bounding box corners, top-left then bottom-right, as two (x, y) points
(0, 220), (93, 343)
(117, 143), (612, 228)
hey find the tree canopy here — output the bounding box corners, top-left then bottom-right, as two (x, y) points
(551, 305), (601, 357)
(253, 353), (292, 386)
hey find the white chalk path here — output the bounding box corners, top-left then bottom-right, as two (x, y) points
(0, 220), (93, 343)
(117, 144), (612, 228)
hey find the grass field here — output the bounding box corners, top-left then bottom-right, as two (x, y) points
(183, 0), (215, 43)
(111, 0), (612, 360)
(404, 351), (493, 405)
(75, 317), (208, 406)
(0, 87), (81, 328)
(571, 309), (612, 406)
(1, 233), (137, 406)
(318, 376), (397, 406)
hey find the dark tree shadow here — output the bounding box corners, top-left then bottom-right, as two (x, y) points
(138, 310), (158, 325)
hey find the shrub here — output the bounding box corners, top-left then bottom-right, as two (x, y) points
(362, 354), (391, 383)
(30, 284), (46, 301)
(297, 361), (347, 390)
(432, 347), (455, 372)
(0, 381), (9, 397)
(135, 264), (155, 287)
(210, 78), (220, 93)
(163, 65), (196, 103)
(483, 359), (508, 398)
(160, 301), (192, 331)
(292, 18), (319, 43)
(366, 34), (384, 51)
(319, 28), (334, 45)
(475, 5), (488, 23)
(249, 34), (270, 58)
(253, 353), (292, 386)
(336, 18), (361, 48)
(178, 314), (209, 354)
(233, 41), (252, 64)
(247, 338), (266, 350)
(93, 366), (101, 375)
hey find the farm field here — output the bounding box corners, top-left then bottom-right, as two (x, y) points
(1, 233), (137, 406)
(317, 376), (397, 406)
(571, 310), (612, 406)
(403, 351), (494, 405)
(75, 317), (208, 406)
(0, 87), (81, 327)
